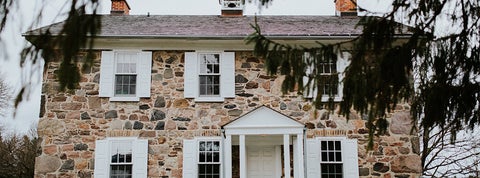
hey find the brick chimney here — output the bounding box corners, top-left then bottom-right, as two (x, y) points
(111, 0), (130, 15)
(220, 0), (244, 17)
(335, 0), (357, 16)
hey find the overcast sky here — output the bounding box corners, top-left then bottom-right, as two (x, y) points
(0, 0), (392, 134)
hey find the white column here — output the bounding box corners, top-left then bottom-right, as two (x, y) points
(284, 134), (291, 178)
(293, 137), (298, 178)
(239, 135), (247, 178)
(225, 134), (232, 178)
(296, 134), (305, 178)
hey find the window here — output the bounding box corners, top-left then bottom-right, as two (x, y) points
(99, 51), (152, 101)
(110, 140), (133, 178)
(115, 53), (137, 96)
(198, 141), (221, 178)
(198, 54), (221, 96)
(94, 138), (148, 178)
(320, 140), (343, 178)
(183, 138), (223, 178)
(306, 138), (359, 178)
(303, 52), (350, 101)
(184, 52), (235, 102)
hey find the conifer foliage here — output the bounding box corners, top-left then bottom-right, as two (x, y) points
(247, 0), (480, 148)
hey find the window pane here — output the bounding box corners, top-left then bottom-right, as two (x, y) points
(336, 152), (342, 162)
(321, 141), (327, 150)
(206, 141), (212, 151)
(129, 85), (136, 95)
(213, 152), (220, 162)
(328, 141), (334, 150)
(129, 63), (136, 73)
(199, 152), (206, 162)
(213, 141), (220, 151)
(329, 152), (335, 161)
(199, 164), (206, 173)
(126, 153), (132, 163)
(199, 142), (206, 151)
(206, 152), (213, 162)
(322, 152), (328, 161)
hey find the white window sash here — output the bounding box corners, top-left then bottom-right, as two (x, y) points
(184, 51), (235, 102)
(303, 52), (350, 102)
(94, 137), (148, 178)
(183, 137), (223, 178)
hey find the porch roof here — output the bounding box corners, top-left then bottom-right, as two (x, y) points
(222, 105), (305, 131)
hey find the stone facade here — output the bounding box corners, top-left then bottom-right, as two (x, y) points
(35, 50), (421, 178)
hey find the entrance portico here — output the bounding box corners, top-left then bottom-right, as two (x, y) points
(222, 106), (305, 178)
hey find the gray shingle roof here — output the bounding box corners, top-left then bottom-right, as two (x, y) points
(25, 15), (370, 39)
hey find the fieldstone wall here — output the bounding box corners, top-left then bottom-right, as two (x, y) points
(35, 50), (421, 178)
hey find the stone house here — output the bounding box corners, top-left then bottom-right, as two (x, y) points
(25, 0), (422, 177)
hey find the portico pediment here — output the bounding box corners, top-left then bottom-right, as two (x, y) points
(222, 106), (304, 135)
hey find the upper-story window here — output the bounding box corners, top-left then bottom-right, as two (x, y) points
(94, 137), (148, 178)
(184, 51), (235, 102)
(303, 52), (350, 101)
(115, 52), (138, 97)
(199, 54), (221, 97)
(99, 51), (152, 102)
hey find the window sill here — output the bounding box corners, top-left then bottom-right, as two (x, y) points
(306, 96), (342, 102)
(320, 96), (342, 102)
(194, 97), (225, 102)
(109, 97), (140, 102)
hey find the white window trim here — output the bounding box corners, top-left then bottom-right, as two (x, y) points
(304, 52), (350, 102)
(94, 137), (148, 178)
(305, 137), (359, 178)
(99, 50), (152, 102)
(183, 137), (224, 178)
(184, 51), (235, 102)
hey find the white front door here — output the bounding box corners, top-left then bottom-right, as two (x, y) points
(247, 146), (278, 178)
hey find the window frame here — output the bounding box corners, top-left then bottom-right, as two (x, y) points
(183, 137), (223, 178)
(196, 139), (222, 178)
(319, 138), (344, 178)
(114, 51), (139, 98)
(94, 137), (148, 178)
(99, 50), (152, 102)
(184, 51), (235, 102)
(197, 52), (222, 98)
(303, 52), (350, 102)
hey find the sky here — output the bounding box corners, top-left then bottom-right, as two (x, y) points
(0, 0), (393, 134)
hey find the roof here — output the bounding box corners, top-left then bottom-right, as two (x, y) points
(25, 15), (371, 39)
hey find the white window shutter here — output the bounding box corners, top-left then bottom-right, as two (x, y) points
(303, 53), (317, 99)
(221, 52), (235, 98)
(94, 140), (109, 178)
(137, 52), (152, 98)
(184, 52), (197, 98)
(336, 52), (351, 99)
(132, 139), (148, 178)
(306, 139), (320, 178)
(182, 139), (197, 178)
(99, 51), (115, 97)
(342, 139), (359, 178)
